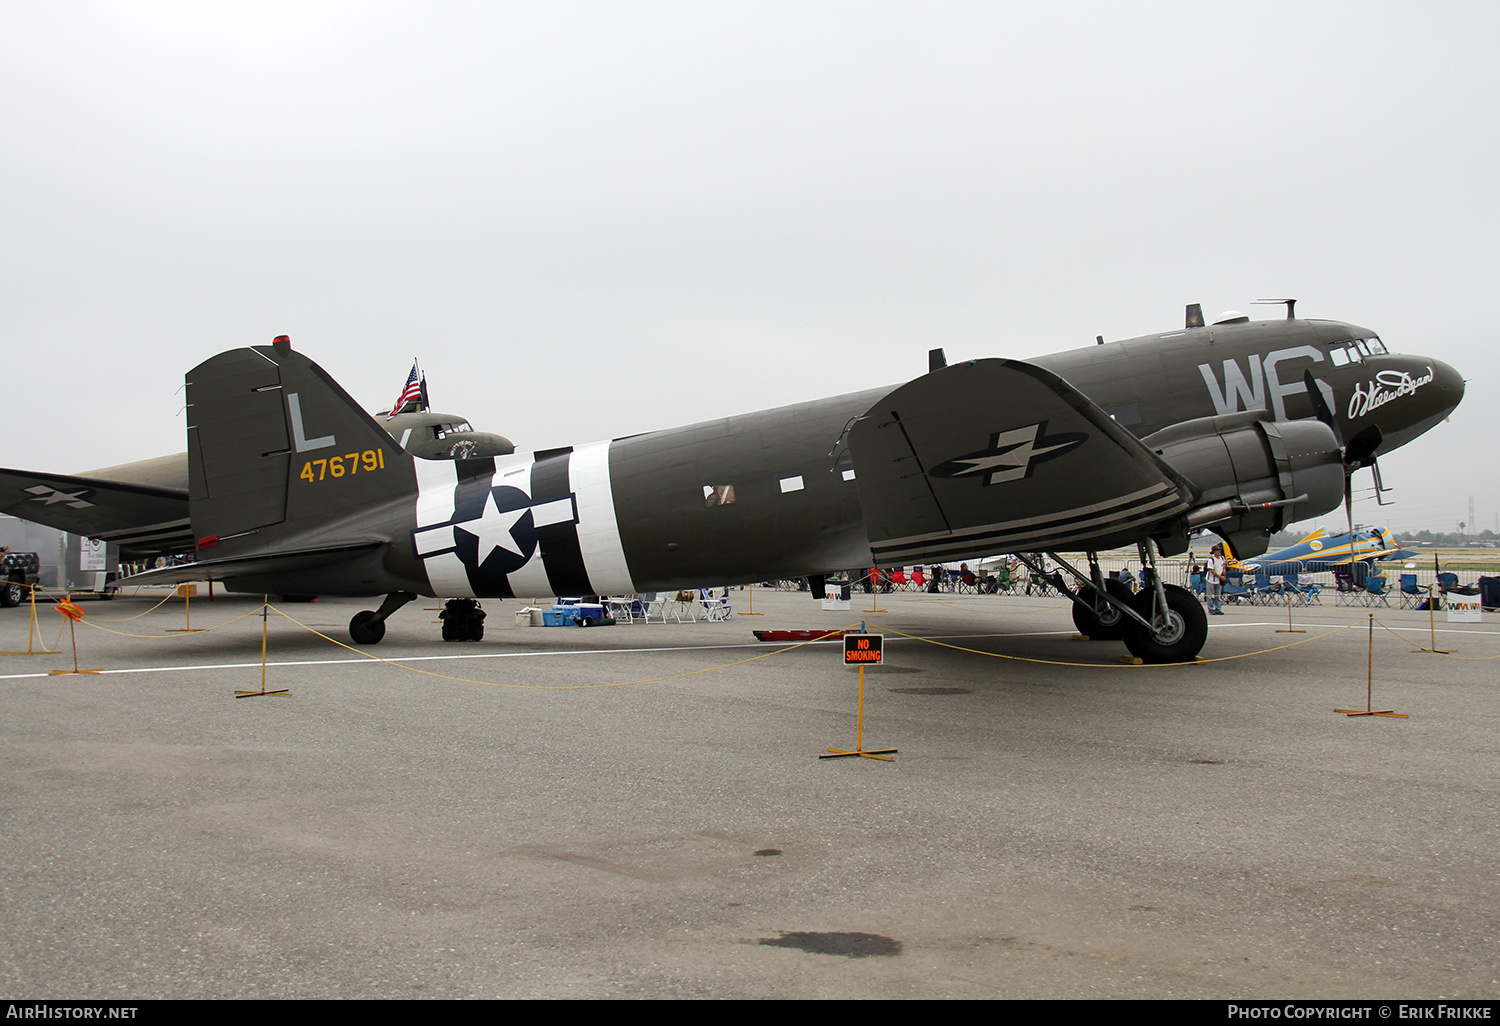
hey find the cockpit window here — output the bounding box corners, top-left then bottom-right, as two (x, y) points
(1328, 337), (1388, 366)
(1329, 342), (1361, 366)
(433, 421), (474, 439)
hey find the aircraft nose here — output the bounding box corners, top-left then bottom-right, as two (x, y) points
(1431, 357), (1465, 415)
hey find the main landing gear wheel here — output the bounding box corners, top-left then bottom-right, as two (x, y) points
(1121, 584), (1207, 664)
(1070, 579), (1134, 640)
(439, 598), (486, 642)
(349, 610), (386, 645)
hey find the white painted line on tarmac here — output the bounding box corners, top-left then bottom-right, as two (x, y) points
(0, 630), (1078, 682)
(1219, 620), (1500, 636)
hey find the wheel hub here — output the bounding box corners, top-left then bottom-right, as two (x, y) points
(1151, 610), (1187, 645)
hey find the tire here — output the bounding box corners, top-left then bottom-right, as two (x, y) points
(1122, 583), (1208, 663)
(349, 610), (386, 645)
(440, 599), (485, 641)
(1070, 579), (1134, 640)
(441, 617), (484, 642)
(0, 581), (22, 608)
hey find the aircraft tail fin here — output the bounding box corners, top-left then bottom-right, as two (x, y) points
(186, 337), (413, 558)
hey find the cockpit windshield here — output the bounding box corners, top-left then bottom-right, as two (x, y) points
(1327, 337), (1388, 366)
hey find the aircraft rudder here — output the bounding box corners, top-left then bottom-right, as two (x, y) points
(270, 339), (417, 533)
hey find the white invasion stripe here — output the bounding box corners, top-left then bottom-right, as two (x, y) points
(506, 539), (553, 598)
(412, 523), (457, 557)
(414, 458), (458, 528)
(423, 552), (473, 598)
(571, 440), (636, 594)
(500, 454), (552, 597)
(412, 459), (472, 597)
(531, 496), (577, 529)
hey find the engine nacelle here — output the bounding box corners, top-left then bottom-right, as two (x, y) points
(1142, 412), (1344, 559)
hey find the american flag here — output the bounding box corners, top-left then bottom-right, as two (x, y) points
(386, 362), (422, 420)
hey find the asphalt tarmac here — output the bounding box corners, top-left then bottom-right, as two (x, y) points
(2, 586), (1497, 999)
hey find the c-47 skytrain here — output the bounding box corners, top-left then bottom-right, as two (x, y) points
(0, 303), (1464, 662)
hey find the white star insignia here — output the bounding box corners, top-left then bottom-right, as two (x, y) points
(456, 490), (530, 564)
(25, 485), (95, 508)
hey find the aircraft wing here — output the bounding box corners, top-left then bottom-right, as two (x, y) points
(849, 358), (1194, 565)
(113, 541), (383, 586)
(0, 467), (191, 556)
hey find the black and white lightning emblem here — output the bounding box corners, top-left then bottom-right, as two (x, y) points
(928, 421), (1086, 486)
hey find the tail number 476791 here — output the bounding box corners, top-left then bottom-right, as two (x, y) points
(300, 449), (385, 483)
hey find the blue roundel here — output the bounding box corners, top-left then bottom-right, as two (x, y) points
(450, 485), (538, 577)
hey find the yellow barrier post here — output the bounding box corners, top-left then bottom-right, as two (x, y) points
(167, 583), (206, 633)
(1336, 614), (1406, 718)
(1276, 590), (1305, 634)
(236, 598), (291, 698)
(740, 583), (763, 615)
(2, 584), (59, 655)
(48, 596), (102, 675)
(1410, 585), (1452, 654)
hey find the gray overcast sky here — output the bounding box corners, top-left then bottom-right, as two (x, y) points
(2, 1), (1494, 535)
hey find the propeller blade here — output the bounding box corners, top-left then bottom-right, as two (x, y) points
(1303, 370), (1345, 448)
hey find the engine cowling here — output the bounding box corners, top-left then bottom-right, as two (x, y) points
(1142, 412), (1344, 559)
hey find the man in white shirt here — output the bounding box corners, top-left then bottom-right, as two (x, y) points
(1206, 543), (1227, 615)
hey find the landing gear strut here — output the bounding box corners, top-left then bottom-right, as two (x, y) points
(1028, 545), (1207, 663)
(349, 591), (416, 645)
(1120, 542), (1206, 664)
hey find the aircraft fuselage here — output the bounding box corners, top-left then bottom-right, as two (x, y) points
(228, 316), (1462, 600)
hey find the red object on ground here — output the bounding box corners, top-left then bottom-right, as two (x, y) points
(752, 629), (854, 643)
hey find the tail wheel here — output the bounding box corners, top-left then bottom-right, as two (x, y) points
(1122, 584), (1208, 663)
(1070, 579), (1134, 640)
(349, 610), (386, 645)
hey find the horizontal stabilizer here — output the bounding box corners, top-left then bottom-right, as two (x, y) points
(849, 359), (1193, 564)
(0, 467), (190, 555)
(113, 541), (381, 587)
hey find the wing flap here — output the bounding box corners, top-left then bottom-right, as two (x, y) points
(849, 358), (1192, 564)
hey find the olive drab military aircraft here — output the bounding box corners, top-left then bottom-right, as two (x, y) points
(0, 302), (1465, 662)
